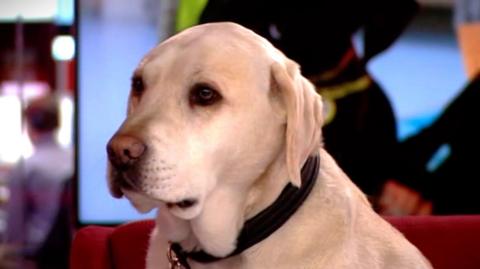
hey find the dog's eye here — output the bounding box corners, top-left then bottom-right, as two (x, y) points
(131, 76), (145, 96)
(189, 84), (222, 106)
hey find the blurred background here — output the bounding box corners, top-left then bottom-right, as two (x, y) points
(0, 0), (478, 267)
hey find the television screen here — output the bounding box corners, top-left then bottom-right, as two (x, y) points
(77, 10), (160, 225)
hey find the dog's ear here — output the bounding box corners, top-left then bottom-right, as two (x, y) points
(271, 60), (323, 187)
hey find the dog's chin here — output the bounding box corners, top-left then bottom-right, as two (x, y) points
(122, 189), (158, 213)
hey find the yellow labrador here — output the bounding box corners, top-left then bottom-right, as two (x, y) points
(107, 22), (432, 269)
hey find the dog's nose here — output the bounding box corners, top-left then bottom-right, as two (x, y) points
(107, 134), (146, 169)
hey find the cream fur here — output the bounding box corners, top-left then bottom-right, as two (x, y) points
(107, 22), (432, 269)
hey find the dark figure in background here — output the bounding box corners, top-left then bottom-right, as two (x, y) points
(394, 73), (480, 214)
(200, 0), (419, 198)
(378, 2), (480, 215)
(5, 95), (73, 268)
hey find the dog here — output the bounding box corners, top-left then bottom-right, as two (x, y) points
(106, 22), (432, 269)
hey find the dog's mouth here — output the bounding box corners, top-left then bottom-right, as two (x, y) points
(112, 172), (199, 213)
(166, 198), (198, 209)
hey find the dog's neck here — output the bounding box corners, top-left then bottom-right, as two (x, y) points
(168, 155), (320, 268)
(244, 150), (293, 220)
(169, 151), (291, 251)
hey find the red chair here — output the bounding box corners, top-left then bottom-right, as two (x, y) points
(70, 216), (480, 269)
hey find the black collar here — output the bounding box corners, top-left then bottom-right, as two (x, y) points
(168, 155), (320, 268)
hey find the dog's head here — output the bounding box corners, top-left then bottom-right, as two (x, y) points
(107, 22), (323, 256)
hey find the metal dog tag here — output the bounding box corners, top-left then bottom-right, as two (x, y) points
(167, 242), (190, 269)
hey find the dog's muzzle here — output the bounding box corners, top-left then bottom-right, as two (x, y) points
(107, 134), (199, 211)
